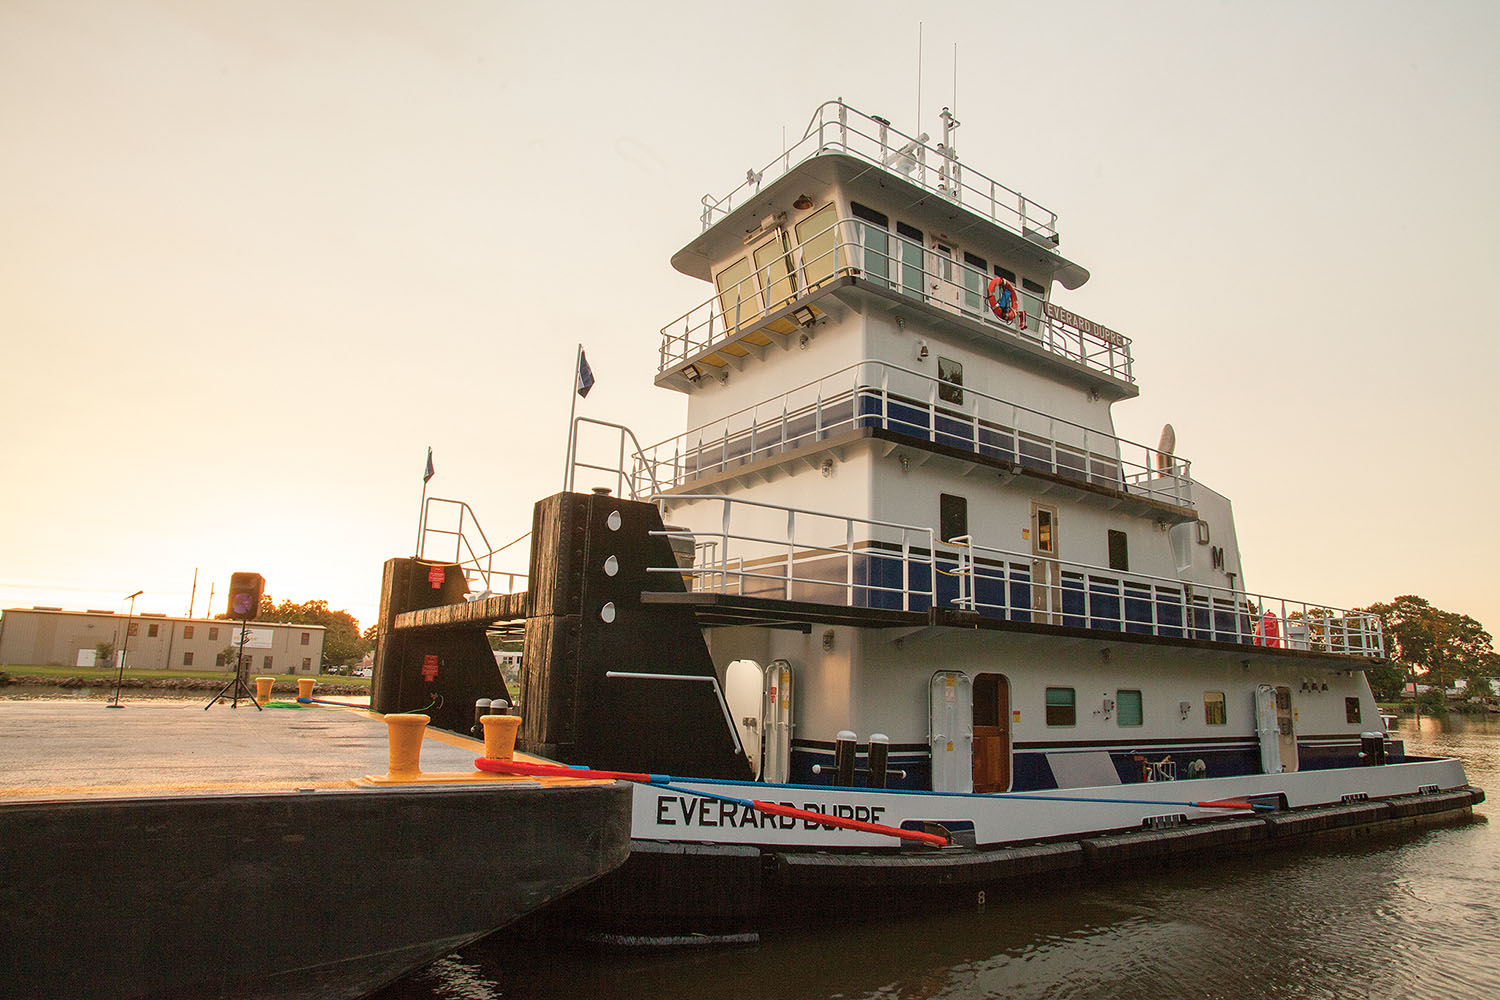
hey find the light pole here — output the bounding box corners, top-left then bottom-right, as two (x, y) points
(108, 590), (143, 709)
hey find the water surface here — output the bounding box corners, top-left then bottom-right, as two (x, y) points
(377, 715), (1500, 1000)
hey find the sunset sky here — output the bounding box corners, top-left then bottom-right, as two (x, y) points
(2, 1), (1496, 637)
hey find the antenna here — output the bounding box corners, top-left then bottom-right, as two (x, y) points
(916, 21), (923, 139)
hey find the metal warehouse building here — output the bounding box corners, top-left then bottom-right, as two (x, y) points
(0, 607), (326, 674)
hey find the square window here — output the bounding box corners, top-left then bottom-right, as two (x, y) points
(182, 651), (194, 666)
(183, 625), (194, 639)
(1204, 691), (1227, 726)
(1345, 697), (1361, 724)
(1045, 687), (1076, 727)
(940, 493), (969, 544)
(937, 356), (964, 406)
(1108, 530), (1129, 571)
(1117, 689), (1143, 726)
(147, 623), (159, 637)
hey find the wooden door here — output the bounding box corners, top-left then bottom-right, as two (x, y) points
(972, 672), (1012, 793)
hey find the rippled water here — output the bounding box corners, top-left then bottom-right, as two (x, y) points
(374, 715), (1498, 1000)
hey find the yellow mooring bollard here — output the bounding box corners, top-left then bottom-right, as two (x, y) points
(297, 677), (315, 701)
(255, 677), (275, 701)
(481, 714), (522, 762)
(384, 714), (431, 778)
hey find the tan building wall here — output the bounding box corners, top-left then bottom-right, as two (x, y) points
(0, 608), (327, 674)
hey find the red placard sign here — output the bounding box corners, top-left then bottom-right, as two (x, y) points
(428, 565), (445, 588)
(422, 654), (439, 681)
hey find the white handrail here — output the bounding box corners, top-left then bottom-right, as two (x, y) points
(658, 218), (1131, 384)
(698, 100), (1060, 246)
(633, 359), (1191, 507)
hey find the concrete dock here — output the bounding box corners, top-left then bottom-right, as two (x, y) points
(0, 698), (632, 1000)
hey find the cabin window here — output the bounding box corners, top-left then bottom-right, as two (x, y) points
(1117, 689), (1143, 727)
(938, 356), (964, 405)
(851, 202), (889, 288)
(940, 493), (968, 543)
(1045, 687), (1076, 726)
(897, 222), (924, 298)
(182, 651), (193, 666)
(993, 264), (1017, 284)
(794, 203), (840, 289)
(1204, 691), (1227, 725)
(1021, 277), (1046, 320)
(1345, 697), (1362, 724)
(715, 255), (759, 326)
(962, 252), (988, 313)
(183, 625), (194, 639)
(1108, 530), (1129, 571)
(935, 243), (954, 284)
(754, 233), (798, 311)
(1035, 508), (1056, 555)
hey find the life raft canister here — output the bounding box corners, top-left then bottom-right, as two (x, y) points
(985, 276), (1027, 329)
(1254, 611), (1282, 648)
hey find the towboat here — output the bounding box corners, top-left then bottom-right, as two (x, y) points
(373, 98), (1482, 944)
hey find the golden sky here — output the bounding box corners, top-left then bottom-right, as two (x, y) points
(2, 1), (1497, 634)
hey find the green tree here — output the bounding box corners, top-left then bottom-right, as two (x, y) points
(1360, 596), (1496, 702)
(218, 595), (370, 669)
(1365, 659), (1406, 702)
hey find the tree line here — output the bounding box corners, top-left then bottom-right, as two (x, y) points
(1358, 595), (1496, 702)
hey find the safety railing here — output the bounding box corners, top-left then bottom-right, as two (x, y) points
(659, 217), (1132, 384)
(418, 498), (529, 596)
(650, 494), (936, 612)
(949, 536), (1385, 658)
(643, 496), (1382, 658)
(699, 99), (1059, 245)
(566, 417), (663, 501)
(632, 360), (1191, 507)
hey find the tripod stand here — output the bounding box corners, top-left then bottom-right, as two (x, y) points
(205, 621), (262, 710)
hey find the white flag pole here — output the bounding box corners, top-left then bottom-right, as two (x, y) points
(563, 343), (582, 492)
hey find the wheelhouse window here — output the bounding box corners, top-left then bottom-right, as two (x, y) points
(1021, 277), (1046, 321)
(940, 493), (968, 543)
(1345, 697), (1362, 724)
(794, 203), (840, 289)
(1117, 689), (1143, 727)
(754, 232), (797, 311)
(1204, 691), (1226, 725)
(937, 356), (964, 405)
(1045, 687), (1076, 726)
(897, 222), (923, 298)
(851, 202), (889, 288)
(714, 256), (759, 327)
(962, 252), (987, 313)
(1108, 530), (1129, 571)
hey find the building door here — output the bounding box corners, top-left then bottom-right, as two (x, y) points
(972, 672), (1011, 792)
(1031, 503), (1060, 624)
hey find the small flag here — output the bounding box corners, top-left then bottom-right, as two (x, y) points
(423, 447), (434, 484)
(576, 350), (595, 398)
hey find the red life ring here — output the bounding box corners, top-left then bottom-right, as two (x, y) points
(986, 276), (1026, 329)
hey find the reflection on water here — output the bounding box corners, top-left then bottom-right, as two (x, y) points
(375, 715), (1499, 1000)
